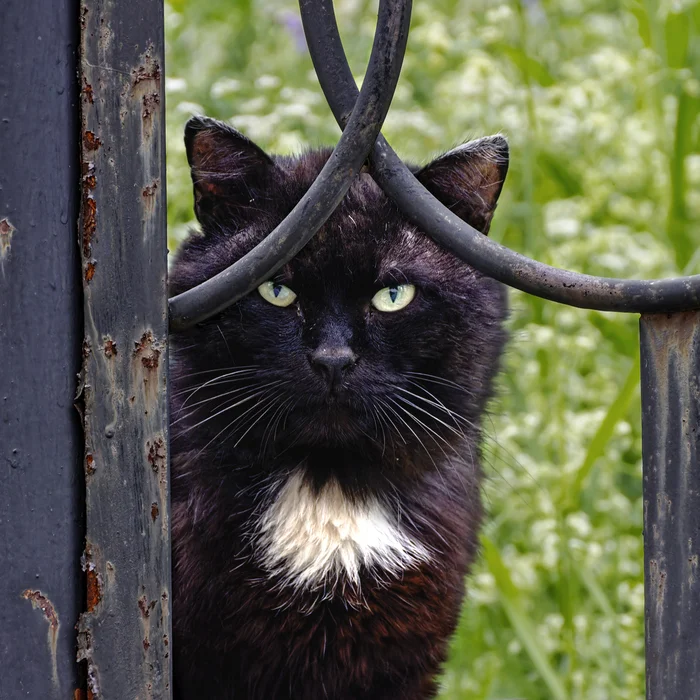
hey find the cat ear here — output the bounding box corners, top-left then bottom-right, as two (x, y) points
(184, 115), (276, 229)
(416, 135), (509, 235)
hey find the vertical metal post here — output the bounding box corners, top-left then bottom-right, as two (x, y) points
(77, 1), (172, 697)
(0, 0), (83, 697)
(641, 311), (700, 699)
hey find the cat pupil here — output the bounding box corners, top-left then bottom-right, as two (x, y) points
(389, 287), (398, 303)
(273, 285), (281, 297)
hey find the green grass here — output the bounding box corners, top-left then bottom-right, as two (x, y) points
(165, 0), (700, 697)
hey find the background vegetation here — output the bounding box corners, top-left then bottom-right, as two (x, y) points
(165, 0), (700, 697)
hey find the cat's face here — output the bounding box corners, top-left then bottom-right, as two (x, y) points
(170, 117), (508, 485)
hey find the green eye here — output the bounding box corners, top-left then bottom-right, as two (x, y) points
(258, 281), (297, 307)
(371, 284), (416, 312)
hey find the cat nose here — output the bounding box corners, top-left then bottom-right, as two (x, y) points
(309, 346), (358, 387)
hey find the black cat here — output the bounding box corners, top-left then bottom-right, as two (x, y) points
(170, 116), (509, 699)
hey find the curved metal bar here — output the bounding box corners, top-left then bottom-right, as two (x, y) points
(300, 0), (700, 313)
(168, 0), (412, 330)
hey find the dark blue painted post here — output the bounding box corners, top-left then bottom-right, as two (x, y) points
(641, 312), (700, 699)
(0, 0), (83, 697)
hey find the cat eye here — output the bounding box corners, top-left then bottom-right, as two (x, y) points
(258, 281), (297, 307)
(371, 284), (416, 312)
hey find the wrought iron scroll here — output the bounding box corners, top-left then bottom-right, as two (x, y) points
(168, 0), (700, 327)
(168, 0), (700, 698)
(168, 0), (412, 330)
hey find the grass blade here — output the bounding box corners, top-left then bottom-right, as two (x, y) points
(565, 354), (640, 510)
(481, 536), (568, 700)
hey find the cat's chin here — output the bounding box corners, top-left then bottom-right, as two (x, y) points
(292, 414), (369, 447)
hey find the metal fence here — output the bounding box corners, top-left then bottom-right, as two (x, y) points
(2, 0), (699, 697)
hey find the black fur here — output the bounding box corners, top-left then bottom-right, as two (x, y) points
(170, 116), (509, 699)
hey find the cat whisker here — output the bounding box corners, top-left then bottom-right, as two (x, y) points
(173, 367), (266, 400)
(400, 379), (485, 481)
(175, 388), (282, 473)
(172, 382), (286, 435)
(173, 364), (262, 381)
(259, 396), (296, 460)
(375, 399), (407, 445)
(394, 388), (466, 438)
(172, 381), (282, 430)
(390, 398), (461, 460)
(403, 379), (478, 430)
(383, 399), (453, 494)
(405, 371), (476, 397)
(389, 398), (471, 496)
(231, 400), (281, 449)
(175, 379), (289, 417)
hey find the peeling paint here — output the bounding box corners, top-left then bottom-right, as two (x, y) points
(22, 589), (60, 689)
(133, 331), (162, 370)
(147, 435), (168, 536)
(0, 218), (15, 263)
(86, 569), (103, 612)
(103, 338), (117, 358)
(85, 261), (96, 283)
(142, 181), (158, 198)
(83, 131), (102, 151)
(138, 595), (156, 619)
(82, 77), (94, 104)
(130, 47), (161, 141)
(82, 197), (96, 257)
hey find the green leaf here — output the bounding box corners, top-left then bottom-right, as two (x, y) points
(566, 354), (640, 509)
(665, 11), (690, 69)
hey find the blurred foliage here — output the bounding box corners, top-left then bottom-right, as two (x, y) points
(165, 0), (700, 697)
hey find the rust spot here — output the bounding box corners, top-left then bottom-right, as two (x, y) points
(142, 181), (158, 198)
(163, 633), (169, 647)
(130, 48), (162, 139)
(82, 78), (94, 104)
(142, 91), (160, 121)
(143, 637), (151, 651)
(151, 502), (159, 521)
(86, 569), (102, 612)
(74, 689), (87, 700)
(82, 197), (96, 257)
(83, 131), (102, 151)
(147, 437), (166, 474)
(85, 453), (96, 476)
(138, 595), (156, 618)
(22, 589), (60, 686)
(85, 261), (96, 283)
(1, 218), (15, 261)
(104, 338), (117, 358)
(22, 589), (58, 630)
(131, 53), (161, 86)
(81, 161), (97, 193)
(133, 331), (161, 369)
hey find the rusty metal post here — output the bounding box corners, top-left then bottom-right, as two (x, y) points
(0, 0), (83, 697)
(641, 312), (700, 699)
(76, 1), (172, 697)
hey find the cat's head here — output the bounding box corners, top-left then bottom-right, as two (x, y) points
(170, 116), (508, 487)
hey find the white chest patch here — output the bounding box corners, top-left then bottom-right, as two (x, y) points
(257, 470), (430, 589)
